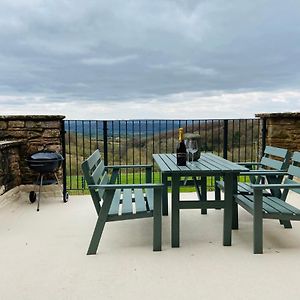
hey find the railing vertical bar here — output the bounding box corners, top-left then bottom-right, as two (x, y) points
(232, 120), (235, 161)
(251, 119), (254, 162)
(172, 120), (175, 152)
(118, 120), (122, 183)
(103, 120), (108, 167)
(125, 121), (128, 183)
(145, 120), (148, 165)
(165, 120), (168, 153)
(223, 120), (228, 159)
(61, 119), (67, 201)
(261, 117), (267, 159)
(211, 120), (214, 154)
(112, 121), (115, 165)
(238, 119), (241, 162)
(75, 120), (79, 189)
(245, 119), (248, 161)
(139, 120), (142, 182)
(67, 121), (72, 190)
(95, 120), (99, 149)
(205, 120), (207, 152)
(132, 121), (135, 184)
(152, 120), (155, 181)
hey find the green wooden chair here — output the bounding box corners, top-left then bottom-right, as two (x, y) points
(82, 149), (163, 255)
(235, 151), (300, 254)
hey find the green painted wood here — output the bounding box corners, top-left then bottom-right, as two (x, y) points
(153, 188), (162, 251)
(284, 178), (300, 195)
(171, 175), (180, 248)
(161, 173), (168, 215)
(122, 189), (133, 214)
(98, 172), (109, 199)
(82, 149), (163, 254)
(253, 189), (263, 254)
(108, 189), (121, 215)
(86, 149), (101, 170)
(106, 164), (152, 169)
(179, 200), (224, 209)
(260, 157), (283, 170)
(87, 189), (114, 255)
(134, 188), (147, 212)
(92, 160), (105, 184)
(292, 151), (300, 162)
(264, 146), (288, 158)
(145, 188), (154, 211)
(152, 154), (171, 172)
(288, 165), (300, 179)
(223, 173), (233, 246)
(90, 183), (164, 190)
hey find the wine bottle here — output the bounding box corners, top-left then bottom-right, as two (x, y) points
(176, 128), (187, 166)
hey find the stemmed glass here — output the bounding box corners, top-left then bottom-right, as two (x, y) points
(186, 139), (198, 166)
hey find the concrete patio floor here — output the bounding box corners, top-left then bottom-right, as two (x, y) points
(1, 190), (300, 300)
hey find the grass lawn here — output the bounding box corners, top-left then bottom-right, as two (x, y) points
(66, 172), (250, 195)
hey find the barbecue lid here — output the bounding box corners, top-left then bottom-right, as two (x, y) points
(27, 151), (63, 161)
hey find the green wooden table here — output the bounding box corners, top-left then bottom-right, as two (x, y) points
(153, 153), (248, 248)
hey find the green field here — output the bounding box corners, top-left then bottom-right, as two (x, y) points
(66, 172), (250, 195)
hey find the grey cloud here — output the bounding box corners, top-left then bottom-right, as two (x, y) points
(0, 0), (300, 109)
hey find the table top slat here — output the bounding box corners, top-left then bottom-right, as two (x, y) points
(153, 152), (247, 175)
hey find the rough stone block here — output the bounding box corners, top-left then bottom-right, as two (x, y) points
(42, 129), (61, 138)
(8, 121), (25, 128)
(42, 121), (61, 129)
(25, 121), (42, 128)
(0, 121), (7, 129)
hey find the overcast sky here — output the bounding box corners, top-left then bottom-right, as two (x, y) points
(1, 0), (300, 119)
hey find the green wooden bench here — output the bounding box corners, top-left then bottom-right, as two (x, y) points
(216, 146), (290, 197)
(235, 151), (300, 254)
(82, 149), (163, 255)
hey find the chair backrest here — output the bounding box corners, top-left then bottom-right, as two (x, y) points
(260, 146), (290, 171)
(82, 149), (108, 214)
(284, 151), (300, 196)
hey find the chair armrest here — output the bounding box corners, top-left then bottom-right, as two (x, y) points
(250, 183), (300, 190)
(89, 183), (163, 190)
(240, 170), (288, 176)
(106, 164), (153, 169)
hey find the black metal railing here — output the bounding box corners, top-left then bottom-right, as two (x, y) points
(63, 118), (263, 192)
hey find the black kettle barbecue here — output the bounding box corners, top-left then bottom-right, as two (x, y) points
(26, 150), (68, 211)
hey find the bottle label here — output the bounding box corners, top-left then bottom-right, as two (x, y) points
(177, 153), (186, 166)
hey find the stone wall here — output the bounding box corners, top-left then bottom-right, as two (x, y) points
(255, 112), (300, 153)
(0, 115), (65, 190)
(0, 141), (22, 195)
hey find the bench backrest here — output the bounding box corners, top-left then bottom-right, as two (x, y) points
(260, 146), (290, 171)
(82, 149), (108, 214)
(284, 151), (300, 196)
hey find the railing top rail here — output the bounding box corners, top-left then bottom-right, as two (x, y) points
(65, 118), (259, 122)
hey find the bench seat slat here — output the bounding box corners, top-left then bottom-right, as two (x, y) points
(235, 194), (300, 216)
(134, 188), (147, 212)
(122, 189), (133, 214)
(108, 189), (121, 215)
(145, 188), (154, 211)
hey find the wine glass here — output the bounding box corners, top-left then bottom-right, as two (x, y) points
(187, 139), (198, 165)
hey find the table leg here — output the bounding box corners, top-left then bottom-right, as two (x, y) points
(223, 173), (233, 246)
(232, 175), (239, 230)
(200, 176), (207, 215)
(162, 173), (168, 216)
(214, 176), (221, 209)
(172, 175), (180, 248)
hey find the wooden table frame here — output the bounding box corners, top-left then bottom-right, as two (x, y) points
(153, 153), (248, 248)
